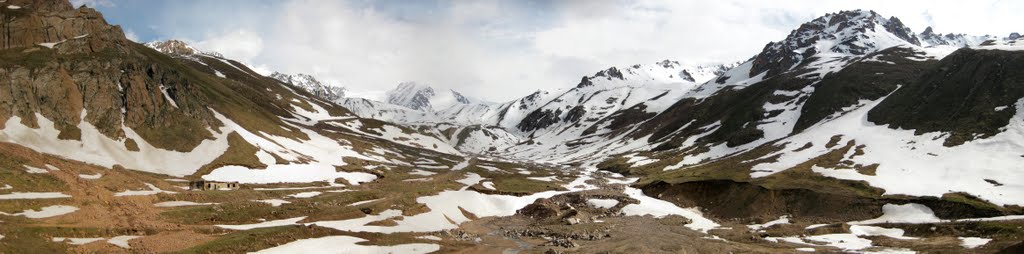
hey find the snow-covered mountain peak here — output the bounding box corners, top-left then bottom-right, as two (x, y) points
(576, 60), (734, 89)
(749, 10), (921, 77)
(270, 72), (346, 101)
(918, 26), (996, 47)
(384, 82), (482, 111)
(145, 39), (223, 58)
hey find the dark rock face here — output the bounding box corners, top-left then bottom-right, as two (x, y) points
(594, 67), (624, 80)
(575, 76), (593, 88)
(883, 17), (920, 46)
(577, 66), (626, 88)
(563, 106), (586, 123)
(452, 90), (471, 104)
(677, 70), (696, 82)
(518, 108), (562, 132)
(868, 48), (1024, 146)
(581, 104), (655, 136)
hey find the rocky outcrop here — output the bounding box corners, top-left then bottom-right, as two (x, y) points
(1, 0), (128, 52)
(518, 108), (562, 132)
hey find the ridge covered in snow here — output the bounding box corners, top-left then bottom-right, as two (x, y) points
(918, 26), (997, 48)
(271, 72), (346, 101)
(145, 39), (223, 58)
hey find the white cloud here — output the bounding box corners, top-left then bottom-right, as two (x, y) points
(123, 29), (139, 42)
(166, 0), (1021, 102)
(195, 30), (264, 64)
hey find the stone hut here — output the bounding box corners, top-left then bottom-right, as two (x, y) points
(189, 180), (239, 190)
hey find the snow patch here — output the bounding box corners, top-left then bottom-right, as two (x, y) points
(0, 111), (229, 177)
(850, 203), (941, 225)
(255, 199), (291, 207)
(481, 181), (496, 190)
(959, 237), (991, 249)
(23, 165), (50, 174)
(1, 205), (78, 218)
(348, 198), (382, 206)
(52, 237), (104, 245)
(803, 234), (873, 251)
(204, 164), (376, 185)
(747, 215), (790, 231)
(409, 169), (436, 176)
(620, 187), (719, 232)
(107, 235), (142, 249)
(849, 225), (917, 240)
(527, 176), (558, 182)
(254, 235), (440, 254)
(587, 198), (619, 209)
(287, 191), (322, 198)
(154, 201), (216, 207)
(0, 192), (71, 200)
(455, 172), (484, 190)
(217, 216), (307, 230)
(114, 183), (176, 197)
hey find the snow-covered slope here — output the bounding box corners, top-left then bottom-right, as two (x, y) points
(580, 10), (1024, 212)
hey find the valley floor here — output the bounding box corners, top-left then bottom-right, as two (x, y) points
(1, 141), (1021, 254)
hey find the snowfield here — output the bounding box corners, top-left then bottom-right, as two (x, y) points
(114, 183), (176, 197)
(254, 235), (440, 254)
(0, 111), (229, 177)
(204, 164), (377, 185)
(216, 217), (307, 230)
(0, 192), (72, 200)
(750, 96), (1024, 206)
(1, 205), (78, 218)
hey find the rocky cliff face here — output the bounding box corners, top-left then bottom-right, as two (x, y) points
(0, 0), (127, 52)
(0, 0), (222, 151)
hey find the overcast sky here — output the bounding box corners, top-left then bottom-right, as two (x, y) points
(75, 0), (1021, 101)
